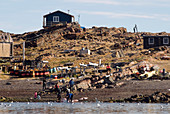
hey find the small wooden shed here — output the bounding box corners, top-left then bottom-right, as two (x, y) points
(0, 33), (13, 58)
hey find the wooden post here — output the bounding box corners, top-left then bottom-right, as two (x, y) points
(33, 71), (35, 78)
(43, 16), (46, 27)
(73, 68), (76, 75)
(61, 70), (63, 77)
(83, 66), (85, 74)
(80, 66), (82, 74)
(23, 42), (25, 66)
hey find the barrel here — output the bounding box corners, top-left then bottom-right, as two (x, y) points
(54, 76), (57, 79)
(10, 69), (15, 75)
(21, 71), (26, 77)
(44, 71), (50, 76)
(53, 67), (57, 73)
(25, 71), (30, 77)
(14, 70), (19, 76)
(49, 69), (53, 73)
(18, 70), (22, 77)
(39, 71), (44, 77)
(20, 71), (26, 77)
(35, 71), (39, 77)
(30, 71), (35, 77)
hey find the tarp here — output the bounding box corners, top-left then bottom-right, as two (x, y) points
(88, 62), (98, 66)
(79, 63), (87, 67)
(57, 67), (71, 70)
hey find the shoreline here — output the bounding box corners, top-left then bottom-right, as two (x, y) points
(0, 78), (169, 103)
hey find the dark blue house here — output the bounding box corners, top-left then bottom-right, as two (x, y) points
(43, 10), (75, 28)
(143, 35), (170, 49)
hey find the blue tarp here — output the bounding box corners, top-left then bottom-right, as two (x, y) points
(81, 26), (85, 29)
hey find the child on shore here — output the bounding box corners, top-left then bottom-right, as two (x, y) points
(34, 91), (37, 99)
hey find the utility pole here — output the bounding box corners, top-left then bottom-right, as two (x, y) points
(100, 29), (103, 42)
(78, 14), (80, 24)
(23, 42), (25, 66)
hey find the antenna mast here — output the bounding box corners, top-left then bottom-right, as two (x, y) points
(78, 14), (80, 24)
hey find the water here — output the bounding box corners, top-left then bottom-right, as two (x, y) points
(0, 102), (169, 114)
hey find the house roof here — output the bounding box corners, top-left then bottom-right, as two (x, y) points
(43, 10), (74, 17)
(143, 35), (169, 38)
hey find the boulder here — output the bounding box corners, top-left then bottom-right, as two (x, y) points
(124, 92), (170, 103)
(76, 79), (91, 89)
(116, 82), (125, 86)
(0, 96), (7, 102)
(97, 50), (105, 55)
(6, 82), (11, 85)
(95, 83), (103, 88)
(97, 79), (104, 83)
(106, 85), (115, 88)
(104, 76), (114, 84)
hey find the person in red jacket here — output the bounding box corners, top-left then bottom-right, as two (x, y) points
(106, 64), (111, 72)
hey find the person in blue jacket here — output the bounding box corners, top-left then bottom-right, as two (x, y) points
(69, 79), (74, 91)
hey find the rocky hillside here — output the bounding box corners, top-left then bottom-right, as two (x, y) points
(9, 22), (170, 68)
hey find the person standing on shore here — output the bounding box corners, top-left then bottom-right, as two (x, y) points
(37, 91), (41, 100)
(106, 64), (111, 73)
(66, 87), (73, 103)
(54, 83), (59, 93)
(69, 79), (74, 91)
(43, 78), (46, 90)
(57, 88), (61, 102)
(34, 91), (37, 99)
(62, 79), (65, 84)
(67, 92), (73, 103)
(54, 83), (61, 102)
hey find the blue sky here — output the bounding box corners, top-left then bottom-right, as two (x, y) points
(1, 0), (170, 34)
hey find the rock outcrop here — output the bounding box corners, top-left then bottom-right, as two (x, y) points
(124, 92), (170, 103)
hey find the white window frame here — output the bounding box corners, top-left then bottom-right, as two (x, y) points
(163, 37), (169, 44)
(148, 38), (154, 44)
(53, 16), (59, 22)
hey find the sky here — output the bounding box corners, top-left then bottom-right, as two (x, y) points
(1, 0), (170, 34)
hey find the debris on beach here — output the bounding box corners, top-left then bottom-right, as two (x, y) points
(124, 92), (170, 103)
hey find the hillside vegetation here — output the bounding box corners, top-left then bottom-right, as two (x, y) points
(8, 22), (170, 71)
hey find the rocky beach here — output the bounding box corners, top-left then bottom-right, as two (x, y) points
(0, 72), (170, 103)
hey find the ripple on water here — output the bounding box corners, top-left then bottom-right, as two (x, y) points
(0, 103), (169, 113)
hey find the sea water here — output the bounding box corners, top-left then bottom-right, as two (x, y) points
(0, 102), (169, 114)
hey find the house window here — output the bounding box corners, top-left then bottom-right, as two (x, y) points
(53, 16), (59, 22)
(163, 37), (169, 44)
(148, 38), (154, 44)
